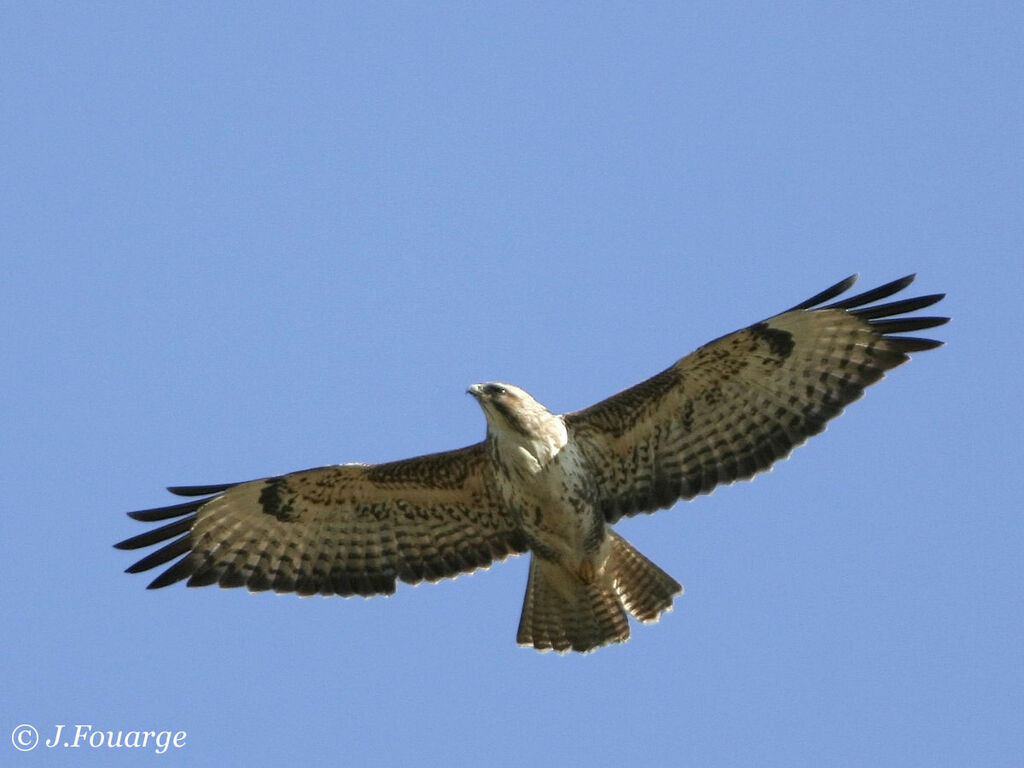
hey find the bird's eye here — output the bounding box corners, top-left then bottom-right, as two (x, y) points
(484, 384), (507, 396)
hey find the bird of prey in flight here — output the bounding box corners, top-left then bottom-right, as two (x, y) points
(116, 274), (946, 653)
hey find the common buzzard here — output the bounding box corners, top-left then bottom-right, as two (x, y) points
(116, 274), (946, 653)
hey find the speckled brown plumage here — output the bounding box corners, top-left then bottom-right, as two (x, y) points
(567, 275), (945, 522)
(116, 274), (946, 653)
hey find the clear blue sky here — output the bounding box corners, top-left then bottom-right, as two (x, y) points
(2, 4), (1021, 767)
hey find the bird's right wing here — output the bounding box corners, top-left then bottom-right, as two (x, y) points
(115, 442), (526, 596)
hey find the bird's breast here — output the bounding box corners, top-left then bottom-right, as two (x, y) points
(493, 439), (602, 563)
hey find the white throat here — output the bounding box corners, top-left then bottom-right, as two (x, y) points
(492, 414), (568, 473)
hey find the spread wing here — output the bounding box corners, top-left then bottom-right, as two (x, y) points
(565, 275), (948, 523)
(115, 443), (527, 596)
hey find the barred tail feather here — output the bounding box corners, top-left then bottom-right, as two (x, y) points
(607, 531), (683, 623)
(517, 557), (629, 653)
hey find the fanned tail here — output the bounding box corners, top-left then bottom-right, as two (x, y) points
(516, 533), (682, 653)
(517, 556), (628, 653)
(607, 530), (683, 623)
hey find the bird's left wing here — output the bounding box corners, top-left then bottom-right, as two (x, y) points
(115, 443), (526, 596)
(565, 275), (947, 523)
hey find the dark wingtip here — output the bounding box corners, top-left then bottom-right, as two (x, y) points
(825, 274), (918, 310)
(167, 483), (238, 497)
(126, 496), (210, 522)
(869, 316), (950, 334)
(137, 552), (197, 589)
(787, 274), (859, 311)
(114, 534), (144, 551)
(787, 274), (947, 354)
(118, 487), (227, 588)
(853, 293), (945, 319)
(892, 337), (945, 353)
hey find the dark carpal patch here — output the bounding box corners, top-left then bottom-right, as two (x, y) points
(259, 479), (302, 522)
(749, 322), (795, 359)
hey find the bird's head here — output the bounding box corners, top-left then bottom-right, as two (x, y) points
(467, 382), (561, 444)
